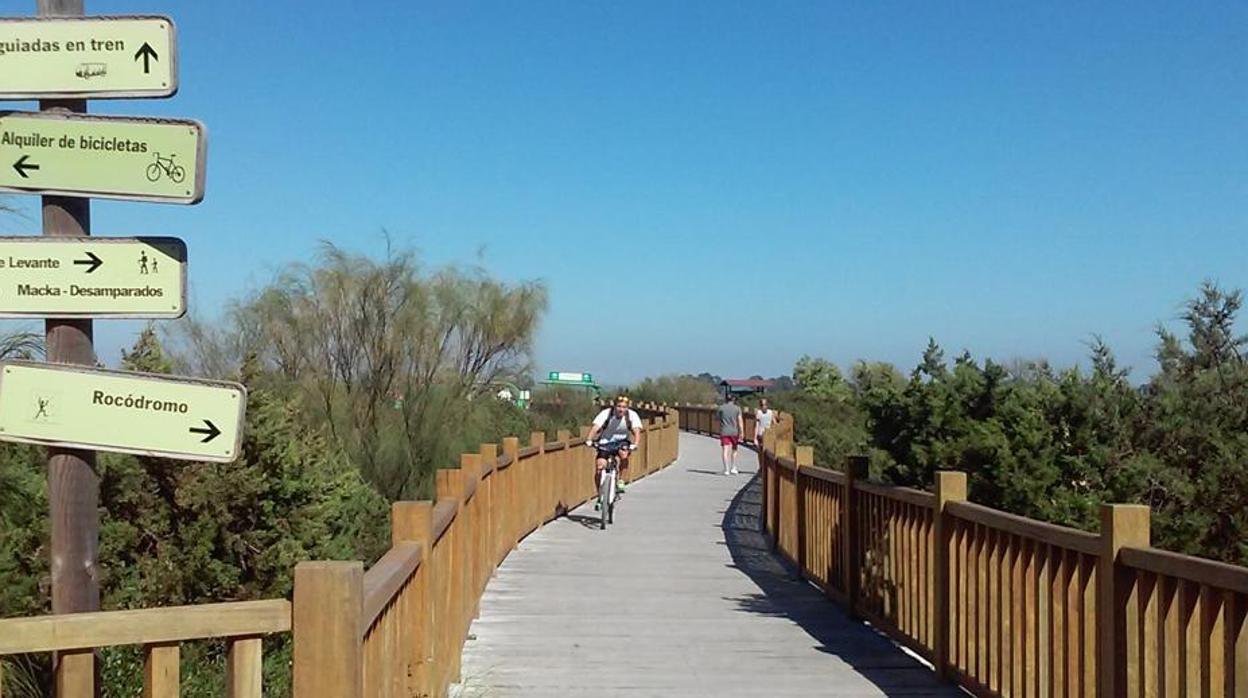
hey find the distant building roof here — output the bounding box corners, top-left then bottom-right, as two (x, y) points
(720, 379), (775, 389)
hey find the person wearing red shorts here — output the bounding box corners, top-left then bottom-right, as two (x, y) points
(716, 393), (745, 475)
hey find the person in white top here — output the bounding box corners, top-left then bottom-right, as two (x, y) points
(754, 398), (776, 449)
(586, 395), (643, 498)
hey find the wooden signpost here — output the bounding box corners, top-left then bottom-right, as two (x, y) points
(0, 2), (230, 691)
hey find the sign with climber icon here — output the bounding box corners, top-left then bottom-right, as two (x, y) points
(0, 110), (205, 203)
(0, 361), (246, 463)
(0, 236), (186, 318)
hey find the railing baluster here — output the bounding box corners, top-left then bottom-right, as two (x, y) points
(226, 636), (262, 698)
(142, 642), (179, 698)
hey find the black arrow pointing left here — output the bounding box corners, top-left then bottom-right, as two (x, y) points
(12, 155), (38, 179)
(189, 419), (222, 443)
(73, 252), (103, 274)
(134, 42), (159, 74)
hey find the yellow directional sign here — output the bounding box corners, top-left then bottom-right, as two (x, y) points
(0, 111), (205, 204)
(0, 361), (245, 463)
(0, 15), (177, 100)
(0, 236), (185, 318)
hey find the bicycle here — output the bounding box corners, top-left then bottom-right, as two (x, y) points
(145, 152), (186, 184)
(589, 440), (633, 530)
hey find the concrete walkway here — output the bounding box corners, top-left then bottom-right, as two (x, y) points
(457, 432), (961, 697)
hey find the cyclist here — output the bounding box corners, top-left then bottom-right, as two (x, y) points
(586, 395), (642, 507)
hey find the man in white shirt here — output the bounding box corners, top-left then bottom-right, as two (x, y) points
(586, 395), (642, 500)
(754, 398), (775, 450)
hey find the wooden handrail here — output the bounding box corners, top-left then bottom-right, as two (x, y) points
(1120, 545), (1248, 594)
(359, 542), (422, 637)
(796, 464), (847, 485)
(851, 479), (934, 508)
(496, 453), (514, 470)
(517, 445), (539, 458)
(432, 498), (457, 543)
(0, 600), (290, 654)
(544, 441), (566, 452)
(947, 500), (1100, 554)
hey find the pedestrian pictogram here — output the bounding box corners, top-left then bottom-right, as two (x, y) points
(0, 236), (187, 318)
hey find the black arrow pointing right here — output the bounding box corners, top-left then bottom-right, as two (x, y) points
(73, 251), (103, 274)
(12, 155), (39, 179)
(189, 419), (222, 443)
(134, 42), (159, 74)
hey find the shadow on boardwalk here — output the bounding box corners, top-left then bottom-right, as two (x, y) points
(720, 473), (962, 697)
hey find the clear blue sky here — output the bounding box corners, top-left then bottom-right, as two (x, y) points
(2, 1), (1245, 384)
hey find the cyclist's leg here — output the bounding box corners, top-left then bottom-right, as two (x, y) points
(617, 451), (630, 491)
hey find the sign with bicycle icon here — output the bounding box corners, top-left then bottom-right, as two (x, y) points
(0, 110), (205, 203)
(145, 152), (185, 184)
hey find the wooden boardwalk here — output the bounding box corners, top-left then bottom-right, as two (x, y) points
(457, 433), (961, 697)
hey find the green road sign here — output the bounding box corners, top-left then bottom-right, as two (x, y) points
(0, 15), (177, 100)
(0, 111), (205, 204)
(0, 236), (186, 318)
(0, 361), (245, 463)
(548, 371), (593, 384)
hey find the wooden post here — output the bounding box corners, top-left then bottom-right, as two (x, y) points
(479, 443), (497, 586)
(435, 466), (466, 685)
(393, 501), (434, 696)
(762, 430), (777, 543)
(933, 470), (968, 681)
(776, 440), (794, 558)
(502, 437), (520, 550)
(556, 430), (571, 507)
(795, 446), (814, 576)
(293, 561), (363, 698)
(528, 432), (544, 529)
(1098, 504), (1150, 697)
(37, 2), (100, 693)
(843, 455), (869, 619)
(578, 426), (592, 502)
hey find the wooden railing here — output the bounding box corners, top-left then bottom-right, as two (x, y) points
(677, 404), (1248, 697)
(0, 600), (289, 697)
(0, 405), (680, 697)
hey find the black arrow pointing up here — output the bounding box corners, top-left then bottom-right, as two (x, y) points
(134, 42), (159, 74)
(12, 155), (38, 179)
(73, 251), (103, 274)
(189, 420), (221, 443)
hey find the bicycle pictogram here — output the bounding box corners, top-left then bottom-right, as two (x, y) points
(145, 152), (186, 184)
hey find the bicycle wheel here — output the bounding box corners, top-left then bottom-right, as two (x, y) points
(599, 469), (611, 530)
(170, 165), (186, 184)
(145, 163), (161, 182)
